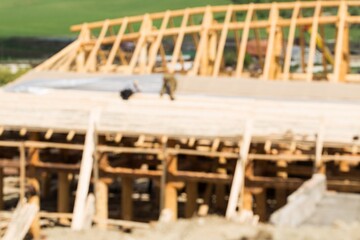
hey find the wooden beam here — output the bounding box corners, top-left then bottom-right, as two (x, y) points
(121, 177), (133, 220)
(235, 4), (254, 77)
(0, 167), (3, 210)
(185, 181), (198, 218)
(212, 5), (233, 76)
(169, 9), (189, 72)
(2, 203), (39, 240)
(262, 3), (279, 80)
(306, 1), (322, 82)
(104, 17), (129, 71)
(283, 2), (300, 80)
(19, 144), (26, 204)
(226, 120), (253, 219)
(95, 178), (108, 229)
(71, 110), (99, 230)
(333, 1), (349, 82)
(58, 172), (70, 224)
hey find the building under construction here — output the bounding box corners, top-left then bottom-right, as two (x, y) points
(1, 1), (360, 238)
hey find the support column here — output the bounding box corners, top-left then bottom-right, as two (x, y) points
(28, 178), (41, 239)
(243, 188), (253, 211)
(215, 157), (227, 210)
(254, 188), (267, 222)
(275, 160), (287, 209)
(121, 177), (133, 220)
(185, 181), (198, 218)
(96, 178), (108, 229)
(0, 167), (3, 210)
(57, 172), (70, 213)
(164, 155), (178, 220)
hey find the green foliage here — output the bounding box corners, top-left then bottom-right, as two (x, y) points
(0, 68), (29, 86)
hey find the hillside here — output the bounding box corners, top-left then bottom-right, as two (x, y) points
(0, 0), (230, 37)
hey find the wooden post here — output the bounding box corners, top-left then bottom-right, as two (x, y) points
(58, 172), (70, 219)
(283, 2), (300, 80)
(315, 124), (325, 174)
(104, 18), (129, 71)
(215, 157), (227, 210)
(28, 179), (41, 239)
(212, 5), (233, 76)
(235, 4), (254, 77)
(0, 167), (3, 210)
(306, 1), (321, 82)
(121, 177), (133, 221)
(96, 178), (108, 229)
(333, 1), (349, 82)
(72, 110), (99, 230)
(253, 188), (267, 222)
(262, 3), (280, 80)
(226, 120), (253, 219)
(164, 154), (178, 220)
(19, 144), (26, 204)
(185, 181), (198, 218)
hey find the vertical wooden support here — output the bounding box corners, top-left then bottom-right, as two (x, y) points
(226, 120), (253, 219)
(275, 160), (288, 209)
(146, 11), (171, 73)
(57, 172), (70, 213)
(235, 4), (254, 77)
(283, 2), (300, 80)
(263, 3), (280, 80)
(306, 1), (321, 82)
(215, 157), (227, 210)
(169, 9), (189, 71)
(0, 167), (3, 210)
(232, 12), (241, 57)
(96, 179), (108, 229)
(164, 154), (178, 220)
(189, 6), (212, 76)
(128, 14), (152, 73)
(333, 1), (349, 82)
(76, 24), (90, 72)
(243, 189), (253, 211)
(315, 123), (325, 174)
(72, 110), (99, 231)
(84, 20), (110, 72)
(19, 144), (26, 204)
(299, 23), (306, 73)
(121, 177), (133, 221)
(28, 179), (41, 239)
(104, 18), (129, 71)
(185, 181), (198, 218)
(212, 5), (233, 76)
(254, 188), (267, 222)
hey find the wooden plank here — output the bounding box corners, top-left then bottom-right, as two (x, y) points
(58, 172), (70, 224)
(146, 11), (171, 73)
(306, 1), (322, 82)
(315, 123), (325, 173)
(185, 181), (198, 218)
(235, 4), (254, 77)
(283, 2), (300, 80)
(121, 177), (133, 220)
(212, 5), (233, 76)
(188, 6), (212, 76)
(169, 9), (190, 72)
(2, 203), (39, 240)
(226, 120), (253, 219)
(19, 144), (26, 204)
(262, 3), (279, 80)
(104, 17), (129, 71)
(0, 168), (3, 210)
(95, 179), (108, 229)
(71, 110), (99, 230)
(333, 1), (348, 82)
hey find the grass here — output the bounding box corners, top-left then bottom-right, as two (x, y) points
(0, 0), (230, 37)
(0, 67), (30, 86)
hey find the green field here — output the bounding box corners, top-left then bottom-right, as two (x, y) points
(0, 0), (230, 37)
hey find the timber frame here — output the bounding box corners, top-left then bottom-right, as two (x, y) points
(35, 1), (360, 82)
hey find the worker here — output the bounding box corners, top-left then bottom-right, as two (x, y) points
(120, 80), (140, 100)
(160, 73), (177, 101)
